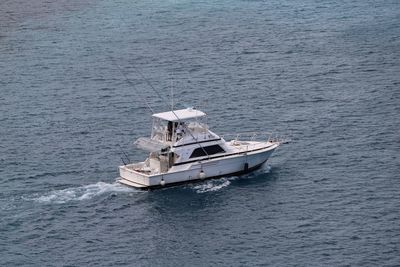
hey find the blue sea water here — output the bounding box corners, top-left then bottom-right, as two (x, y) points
(1, 0), (399, 265)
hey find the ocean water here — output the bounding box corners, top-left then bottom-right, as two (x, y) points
(1, 0), (399, 266)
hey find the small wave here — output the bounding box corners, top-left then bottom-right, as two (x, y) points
(193, 178), (231, 193)
(191, 165), (271, 193)
(254, 164), (271, 175)
(34, 182), (134, 204)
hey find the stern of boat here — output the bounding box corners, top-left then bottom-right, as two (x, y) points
(118, 161), (156, 187)
(119, 161), (169, 188)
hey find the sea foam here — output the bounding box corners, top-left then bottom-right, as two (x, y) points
(193, 178), (231, 193)
(35, 182), (134, 204)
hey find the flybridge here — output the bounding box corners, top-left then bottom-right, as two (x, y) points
(152, 108), (206, 122)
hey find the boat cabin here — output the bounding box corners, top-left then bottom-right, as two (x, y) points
(133, 108), (227, 174)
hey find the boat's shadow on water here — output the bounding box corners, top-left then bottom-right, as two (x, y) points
(152, 164), (282, 193)
(132, 166), (283, 221)
(229, 165), (281, 188)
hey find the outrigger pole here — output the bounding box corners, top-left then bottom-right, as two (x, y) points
(110, 58), (211, 158)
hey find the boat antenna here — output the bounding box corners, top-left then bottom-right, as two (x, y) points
(171, 79), (174, 111)
(108, 56), (155, 114)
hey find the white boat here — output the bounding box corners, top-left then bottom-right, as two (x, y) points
(118, 107), (283, 189)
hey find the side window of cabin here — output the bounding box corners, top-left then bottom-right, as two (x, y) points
(190, 145), (225, 158)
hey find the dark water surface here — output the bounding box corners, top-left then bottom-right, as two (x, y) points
(1, 0), (399, 266)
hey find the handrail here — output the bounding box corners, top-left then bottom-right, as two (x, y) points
(220, 131), (291, 144)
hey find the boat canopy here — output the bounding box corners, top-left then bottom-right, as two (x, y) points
(152, 108), (206, 122)
(134, 137), (169, 152)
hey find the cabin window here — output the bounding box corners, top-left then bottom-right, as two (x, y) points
(190, 145), (225, 158)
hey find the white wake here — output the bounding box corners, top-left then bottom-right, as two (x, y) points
(34, 182), (134, 204)
(192, 178), (231, 193)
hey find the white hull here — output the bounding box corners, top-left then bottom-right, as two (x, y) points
(118, 145), (277, 189)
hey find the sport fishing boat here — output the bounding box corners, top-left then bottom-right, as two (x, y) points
(118, 107), (283, 189)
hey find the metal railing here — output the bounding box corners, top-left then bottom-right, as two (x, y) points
(220, 131), (290, 143)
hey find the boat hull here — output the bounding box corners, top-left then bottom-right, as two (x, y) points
(118, 145), (277, 189)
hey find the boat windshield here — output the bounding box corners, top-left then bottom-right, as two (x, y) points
(151, 117), (208, 143)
